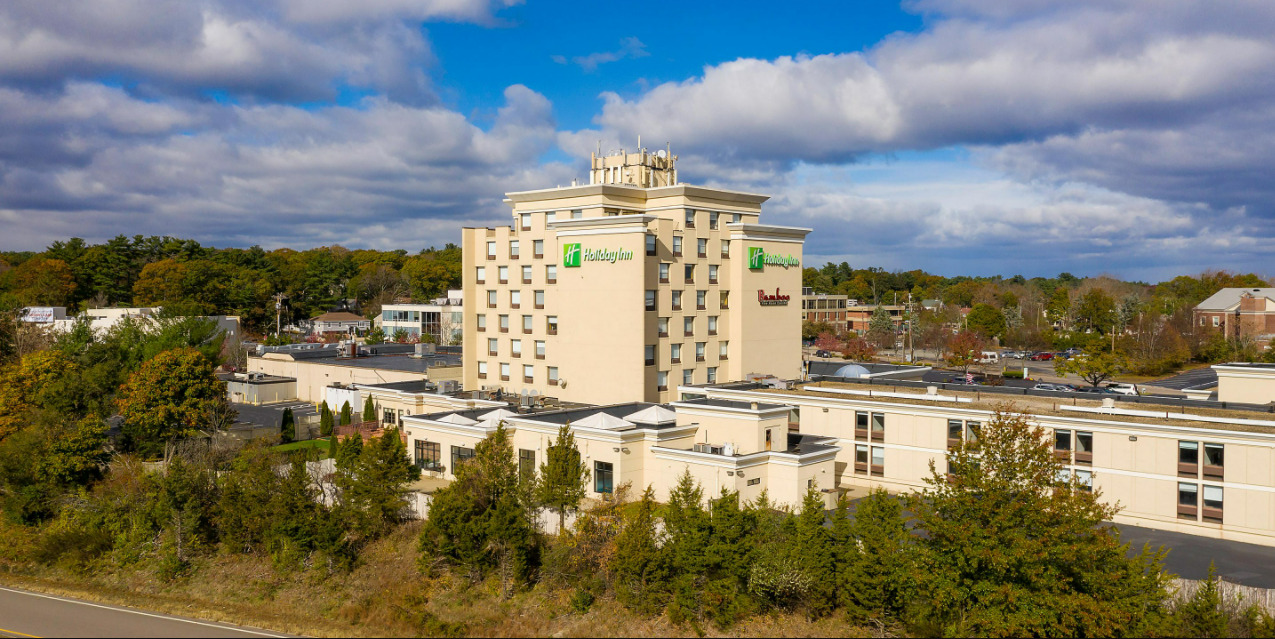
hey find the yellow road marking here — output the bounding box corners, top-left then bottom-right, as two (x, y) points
(0, 627), (40, 638)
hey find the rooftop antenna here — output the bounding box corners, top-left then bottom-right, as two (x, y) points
(637, 134), (641, 152)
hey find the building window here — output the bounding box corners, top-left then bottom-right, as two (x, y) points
(871, 413), (885, 442)
(659, 263), (670, 283)
(695, 342), (706, 362)
(708, 315), (718, 335)
(1179, 441), (1199, 476)
(684, 264), (694, 284)
(747, 477), (760, 486)
(499, 314), (509, 333)
(511, 339), (522, 357)
(595, 461), (614, 494)
(646, 290), (657, 312)
(477, 314), (487, 332)
(1212, 316), (1219, 327)
(488, 338), (498, 356)
(383, 409), (396, 425)
(947, 419), (963, 449)
(523, 364), (534, 383)
(645, 345), (656, 366)
(707, 367), (717, 384)
(671, 343), (682, 364)
(509, 240), (520, 259)
(657, 371), (668, 391)
(523, 315), (533, 334)
(673, 236), (683, 257)
(733, 213), (742, 223)
(519, 449), (535, 478)
(499, 266), (509, 284)
(546, 264), (557, 284)
(697, 290), (707, 310)
(487, 290), (497, 308)
(533, 240), (544, 259)
(657, 317), (669, 337)
(684, 317), (694, 336)
(1075, 431), (1093, 464)
(721, 240), (730, 257)
(571, 209), (583, 219)
(672, 290), (682, 311)
(683, 369), (693, 385)
(709, 212), (719, 229)
(855, 444), (869, 474)
(487, 241), (496, 260)
(520, 213), (531, 231)
(871, 446), (885, 476)
(500, 362), (510, 381)
(855, 411), (869, 439)
(720, 291), (730, 309)
(547, 316), (558, 335)
(548, 366), (559, 385)
(510, 290), (521, 309)
(697, 238), (707, 258)
(1075, 469), (1093, 492)
(416, 440), (441, 470)
(536, 340), (546, 359)
(1204, 443), (1224, 479)
(477, 361), (487, 378)
(965, 421), (980, 444)
(535, 290), (545, 309)
(476, 266), (486, 283)
(709, 264), (718, 284)
(719, 341), (729, 360)
(646, 234), (657, 256)
(1178, 482), (1198, 519)
(685, 208), (696, 228)
(522, 265), (533, 283)
(1202, 485), (1223, 522)
(452, 445), (475, 471)
(1054, 429), (1072, 461)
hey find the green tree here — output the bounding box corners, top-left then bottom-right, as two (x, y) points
(795, 489), (836, 617)
(944, 330), (986, 376)
(365, 326), (386, 345)
(336, 428), (417, 541)
(1176, 563), (1228, 638)
(1054, 351), (1128, 387)
(335, 433), (363, 471)
(843, 488), (915, 621)
(115, 348), (228, 458)
(279, 407), (295, 444)
(319, 401), (333, 437)
(537, 424), (589, 534)
(362, 395), (376, 423)
(910, 409), (1173, 637)
(339, 401), (352, 426)
(11, 257), (76, 306)
(867, 305), (896, 350)
(612, 486), (667, 612)
(1076, 288), (1117, 333)
(966, 303), (1007, 340)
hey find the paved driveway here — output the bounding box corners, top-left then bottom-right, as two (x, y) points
(1150, 368), (1219, 391)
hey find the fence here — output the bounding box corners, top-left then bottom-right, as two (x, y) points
(1173, 577), (1275, 613)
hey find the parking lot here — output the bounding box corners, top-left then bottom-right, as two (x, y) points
(1150, 367), (1219, 391)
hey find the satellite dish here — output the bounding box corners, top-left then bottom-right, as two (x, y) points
(656, 150), (666, 158)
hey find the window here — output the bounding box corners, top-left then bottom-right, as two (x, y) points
(547, 316), (558, 335)
(522, 315), (533, 334)
(645, 345), (656, 366)
(672, 290), (682, 311)
(657, 317), (669, 337)
(509, 240), (520, 259)
(595, 461), (614, 494)
(1179, 441), (1199, 476)
(511, 339), (522, 357)
(948, 419), (963, 449)
(548, 366), (559, 385)
(546, 264), (557, 283)
(522, 265), (532, 283)
(533, 240), (544, 258)
(673, 236), (683, 257)
(500, 362), (510, 381)
(451, 445), (475, 471)
(697, 290), (707, 310)
(535, 290), (545, 309)
(657, 371), (668, 391)
(523, 364), (534, 383)
(720, 291), (730, 309)
(571, 209), (583, 220)
(477, 314), (487, 332)
(747, 477), (760, 486)
(707, 367), (717, 384)
(487, 241), (496, 260)
(1212, 316), (1220, 327)
(709, 264), (718, 284)
(697, 238), (707, 258)
(684, 264), (694, 284)
(671, 343), (682, 364)
(414, 440), (441, 470)
(476, 266), (486, 283)
(683, 369), (693, 385)
(477, 361), (487, 378)
(1202, 485), (1223, 522)
(535, 340), (546, 359)
(709, 212), (719, 229)
(1204, 443), (1224, 479)
(646, 234), (657, 256)
(855, 411), (869, 439)
(659, 263), (670, 283)
(383, 408), (396, 424)
(871, 412), (885, 441)
(519, 449), (535, 478)
(708, 316), (718, 335)
(510, 290), (521, 308)
(719, 341), (729, 360)
(520, 213), (531, 231)
(646, 290), (657, 312)
(695, 342), (706, 362)
(1054, 429), (1072, 461)
(871, 446), (885, 476)
(1075, 469), (1093, 492)
(487, 290), (497, 308)
(1178, 482), (1198, 519)
(721, 239), (730, 257)
(488, 338), (498, 356)
(684, 317), (694, 336)
(498, 266), (509, 284)
(855, 443), (869, 474)
(499, 314), (509, 332)
(1075, 431), (1093, 464)
(965, 421), (980, 443)
(685, 209), (695, 228)
(732, 213), (742, 223)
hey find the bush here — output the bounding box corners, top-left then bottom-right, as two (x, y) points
(1002, 369), (1024, 379)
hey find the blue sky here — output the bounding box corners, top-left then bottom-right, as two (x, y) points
(0, 0), (1273, 283)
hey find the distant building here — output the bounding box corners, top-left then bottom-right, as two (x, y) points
(801, 288), (850, 334)
(20, 307), (67, 323)
(1195, 288), (1275, 346)
(310, 311), (370, 336)
(248, 342), (461, 404)
(37, 306), (240, 338)
(845, 304), (905, 335)
(379, 289), (464, 344)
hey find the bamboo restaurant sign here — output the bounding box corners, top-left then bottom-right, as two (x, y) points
(757, 288), (791, 306)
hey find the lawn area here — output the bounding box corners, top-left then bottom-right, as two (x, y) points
(271, 439), (334, 458)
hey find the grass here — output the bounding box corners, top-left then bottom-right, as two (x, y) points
(271, 438), (334, 457)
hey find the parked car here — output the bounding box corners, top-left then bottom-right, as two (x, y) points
(1076, 386), (1117, 395)
(1029, 352), (1055, 361)
(1032, 383), (1073, 392)
(1105, 382), (1140, 396)
(815, 349), (832, 358)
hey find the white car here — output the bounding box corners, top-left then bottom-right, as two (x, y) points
(1105, 382), (1140, 396)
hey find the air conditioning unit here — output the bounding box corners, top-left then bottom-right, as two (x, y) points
(559, 379), (568, 389)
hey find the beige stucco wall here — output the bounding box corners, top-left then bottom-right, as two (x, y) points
(1216, 366), (1275, 404)
(248, 355), (431, 404)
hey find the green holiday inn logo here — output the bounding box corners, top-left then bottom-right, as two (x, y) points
(563, 243), (582, 267)
(748, 246), (800, 270)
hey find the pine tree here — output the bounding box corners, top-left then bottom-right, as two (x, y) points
(336, 433), (363, 471)
(612, 486), (666, 612)
(795, 488), (836, 617)
(279, 407), (295, 444)
(844, 488), (915, 621)
(1177, 563), (1229, 638)
(537, 423), (588, 534)
(319, 401), (333, 437)
(339, 401), (352, 426)
(362, 395), (376, 423)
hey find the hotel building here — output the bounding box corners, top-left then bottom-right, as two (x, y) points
(461, 148), (809, 405)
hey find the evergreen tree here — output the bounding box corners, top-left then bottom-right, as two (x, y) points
(335, 433), (363, 471)
(362, 395), (376, 423)
(795, 489), (836, 617)
(336, 428), (416, 540)
(339, 401), (352, 426)
(1177, 563), (1229, 638)
(536, 424), (589, 534)
(663, 471), (711, 622)
(327, 433), (337, 458)
(844, 488), (915, 621)
(319, 401), (333, 437)
(612, 486), (666, 612)
(279, 407), (295, 444)
(867, 304), (896, 350)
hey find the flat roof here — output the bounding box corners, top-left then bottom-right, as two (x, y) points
(676, 397), (791, 412)
(361, 379), (437, 393)
(232, 401), (318, 429)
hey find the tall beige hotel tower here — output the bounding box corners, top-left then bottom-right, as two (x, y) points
(462, 147), (809, 404)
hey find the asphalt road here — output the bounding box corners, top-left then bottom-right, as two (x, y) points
(1119, 524), (1275, 588)
(0, 586), (288, 638)
(1150, 367), (1220, 391)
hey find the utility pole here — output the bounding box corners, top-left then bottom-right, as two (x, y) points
(273, 292), (287, 338)
(907, 293), (915, 363)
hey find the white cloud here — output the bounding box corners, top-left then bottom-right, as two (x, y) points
(554, 37), (650, 73)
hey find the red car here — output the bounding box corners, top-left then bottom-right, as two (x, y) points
(1028, 352), (1055, 361)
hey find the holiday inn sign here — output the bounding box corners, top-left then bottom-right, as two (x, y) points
(562, 243), (634, 267)
(748, 247), (800, 269)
